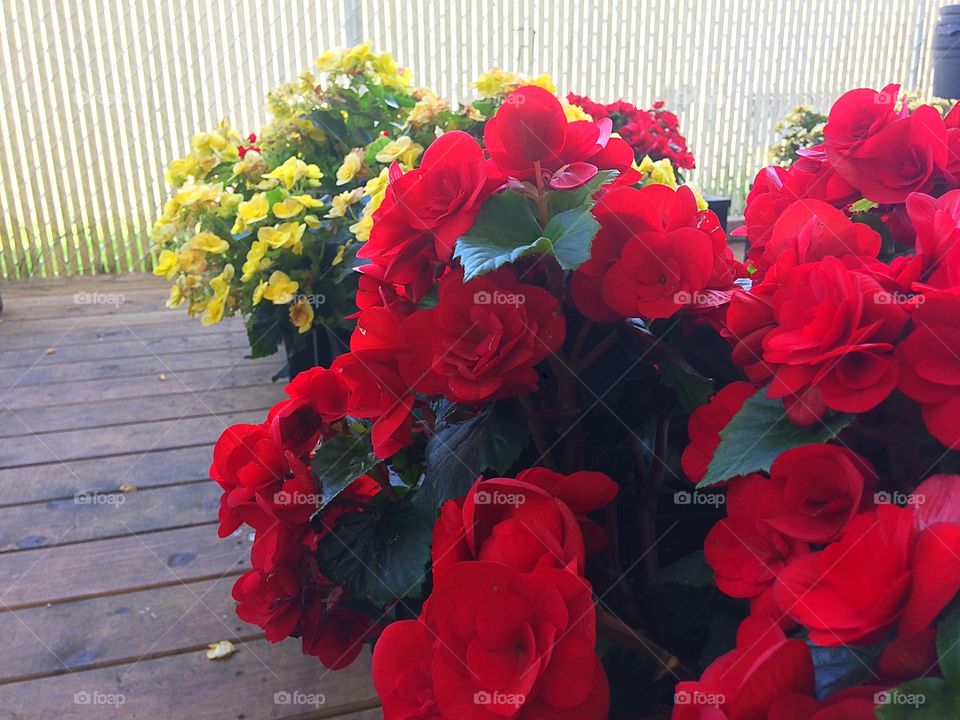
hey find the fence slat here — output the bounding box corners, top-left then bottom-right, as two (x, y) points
(0, 0), (952, 279)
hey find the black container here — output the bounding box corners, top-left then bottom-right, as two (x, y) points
(705, 195), (731, 232)
(282, 324), (349, 378)
(934, 5), (960, 100)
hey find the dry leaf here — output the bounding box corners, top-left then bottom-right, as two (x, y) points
(45, 348), (56, 355)
(205, 640), (236, 660)
(118, 483), (137, 493)
(158, 373), (167, 381)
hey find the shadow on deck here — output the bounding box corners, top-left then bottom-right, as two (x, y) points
(0, 274), (380, 719)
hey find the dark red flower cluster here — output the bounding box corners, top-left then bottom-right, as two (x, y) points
(567, 93), (696, 169)
(680, 438), (960, 719)
(211, 370), (385, 669)
(373, 469), (618, 720)
(729, 87), (960, 443)
(572, 183), (746, 323)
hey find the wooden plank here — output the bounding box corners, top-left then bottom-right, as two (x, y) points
(0, 385), (282, 438)
(0, 347), (279, 388)
(0, 481), (221, 553)
(0, 316), (249, 350)
(0, 576), (251, 682)
(0, 524), (252, 610)
(0, 410), (268, 467)
(0, 364), (282, 410)
(0, 309), (213, 335)
(0, 639), (376, 719)
(0, 329), (249, 369)
(0, 446), (213, 506)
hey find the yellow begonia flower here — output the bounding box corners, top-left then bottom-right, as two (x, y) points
(636, 155), (679, 189)
(153, 249), (179, 280)
(210, 264), (235, 299)
(337, 150), (364, 185)
(288, 297), (315, 334)
(562, 101), (592, 122)
(202, 298), (225, 326)
(188, 231), (230, 254)
(175, 182), (222, 206)
(233, 193), (270, 233)
(528, 73), (556, 94)
(473, 68), (518, 97)
(257, 222), (306, 250)
(332, 244), (348, 266)
(364, 167), (390, 197)
(265, 156), (322, 189)
(241, 240), (270, 282)
(272, 197), (304, 219)
(376, 136), (419, 164)
(292, 194), (325, 208)
(233, 150), (266, 178)
(684, 181), (710, 211)
(177, 247), (207, 274)
(166, 284), (185, 308)
(262, 271), (299, 304)
(165, 157), (196, 186)
(326, 189), (363, 218)
(252, 279), (267, 306)
(408, 89), (449, 126)
(304, 214), (321, 229)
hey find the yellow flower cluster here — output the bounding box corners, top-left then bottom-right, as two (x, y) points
(316, 42), (412, 89)
(473, 69), (556, 97)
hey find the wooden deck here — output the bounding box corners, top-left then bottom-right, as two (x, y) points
(0, 275), (380, 719)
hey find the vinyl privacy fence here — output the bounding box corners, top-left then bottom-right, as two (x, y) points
(0, 0), (949, 279)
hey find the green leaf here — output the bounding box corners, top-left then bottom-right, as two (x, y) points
(656, 550), (714, 587)
(938, 603), (960, 690)
(850, 197), (879, 213)
(364, 136), (391, 165)
(698, 389), (854, 488)
(245, 307), (282, 359)
(540, 206), (600, 271)
(547, 169), (618, 214)
(311, 434), (379, 508)
(453, 193), (545, 280)
(415, 401), (529, 517)
(874, 678), (959, 720)
(808, 641), (882, 700)
(659, 360), (715, 412)
(317, 499), (432, 606)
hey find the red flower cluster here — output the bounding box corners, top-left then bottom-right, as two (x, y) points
(567, 93), (696, 170)
(211, 370), (386, 668)
(728, 87), (960, 440)
(683, 439), (960, 719)
(373, 470), (618, 720)
(572, 183), (746, 323)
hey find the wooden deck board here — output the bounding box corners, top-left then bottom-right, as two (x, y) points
(0, 277), (380, 718)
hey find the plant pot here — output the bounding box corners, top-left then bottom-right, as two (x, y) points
(705, 195), (731, 232)
(282, 324), (349, 379)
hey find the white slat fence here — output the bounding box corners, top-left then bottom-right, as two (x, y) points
(0, 0), (950, 279)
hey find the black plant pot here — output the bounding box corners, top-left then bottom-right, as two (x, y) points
(934, 5), (960, 100)
(282, 324), (349, 379)
(705, 195), (731, 233)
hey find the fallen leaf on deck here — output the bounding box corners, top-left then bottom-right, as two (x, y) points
(119, 483), (137, 493)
